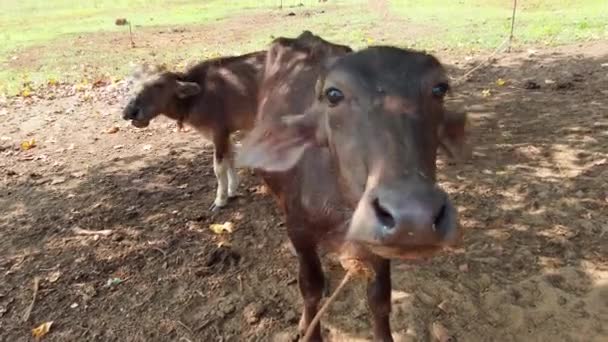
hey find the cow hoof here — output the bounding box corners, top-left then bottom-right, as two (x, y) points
(209, 201), (227, 212)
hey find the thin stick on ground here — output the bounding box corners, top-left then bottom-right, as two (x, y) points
(22, 277), (40, 322)
(72, 227), (113, 236)
(302, 270), (354, 342)
(176, 320), (193, 335)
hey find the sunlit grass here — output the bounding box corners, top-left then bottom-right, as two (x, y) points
(1, 0), (606, 95)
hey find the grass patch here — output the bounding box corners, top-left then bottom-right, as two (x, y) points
(1, 0), (606, 96)
(388, 0), (608, 51)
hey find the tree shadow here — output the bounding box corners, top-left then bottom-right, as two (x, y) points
(298, 46), (608, 341)
(1, 46), (607, 342)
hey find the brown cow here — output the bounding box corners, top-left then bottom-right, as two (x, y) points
(237, 31), (466, 341)
(122, 51), (266, 210)
(439, 109), (472, 162)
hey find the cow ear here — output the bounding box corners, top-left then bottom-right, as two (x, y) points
(175, 81), (201, 99)
(438, 110), (472, 163)
(236, 111), (325, 172)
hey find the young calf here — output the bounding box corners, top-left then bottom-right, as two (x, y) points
(122, 52), (266, 210)
(238, 31), (466, 341)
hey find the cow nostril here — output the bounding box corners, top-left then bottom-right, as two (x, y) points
(433, 202), (447, 232)
(372, 198), (396, 231)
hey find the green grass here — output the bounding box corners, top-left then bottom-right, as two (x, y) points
(389, 0), (608, 51)
(1, 0), (606, 96)
(0, 0), (298, 55)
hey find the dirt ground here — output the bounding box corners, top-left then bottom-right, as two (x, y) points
(1, 13), (608, 342)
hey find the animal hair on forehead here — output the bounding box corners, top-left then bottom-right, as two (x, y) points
(129, 70), (188, 97)
(332, 54), (447, 97)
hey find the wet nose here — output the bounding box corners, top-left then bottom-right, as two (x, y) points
(351, 180), (459, 248)
(122, 101), (138, 120)
(372, 189), (455, 241)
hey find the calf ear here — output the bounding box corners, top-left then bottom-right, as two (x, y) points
(438, 110), (472, 163)
(236, 111), (324, 172)
(175, 81), (201, 99)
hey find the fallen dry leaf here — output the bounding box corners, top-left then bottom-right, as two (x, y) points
(248, 185), (269, 195)
(32, 321), (53, 338)
(495, 78), (506, 86)
(47, 271), (61, 283)
(92, 78), (109, 88)
(106, 126), (119, 134)
(20, 138), (36, 150)
(437, 300), (450, 313)
(209, 222), (234, 234)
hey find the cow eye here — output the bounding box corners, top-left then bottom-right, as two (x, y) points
(325, 87), (344, 106)
(432, 83), (449, 98)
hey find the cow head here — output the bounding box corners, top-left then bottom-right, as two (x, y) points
(122, 65), (201, 128)
(239, 38), (464, 259)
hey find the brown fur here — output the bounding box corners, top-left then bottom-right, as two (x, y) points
(123, 51), (266, 209)
(238, 31), (467, 341)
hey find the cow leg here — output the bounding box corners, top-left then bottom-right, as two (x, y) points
(210, 131), (230, 211)
(367, 258), (393, 342)
(226, 151), (240, 199)
(292, 240), (324, 341)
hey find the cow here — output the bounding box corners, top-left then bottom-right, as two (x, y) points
(122, 51), (266, 210)
(237, 31), (466, 341)
(438, 109), (472, 163)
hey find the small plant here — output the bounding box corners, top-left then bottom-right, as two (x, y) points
(115, 18), (135, 48)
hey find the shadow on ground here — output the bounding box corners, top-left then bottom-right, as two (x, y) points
(0, 45), (607, 342)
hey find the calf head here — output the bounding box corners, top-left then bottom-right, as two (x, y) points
(239, 46), (463, 259)
(439, 110), (472, 162)
(122, 66), (201, 128)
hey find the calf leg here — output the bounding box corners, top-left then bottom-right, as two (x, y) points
(210, 131), (231, 211)
(226, 153), (240, 199)
(292, 241), (325, 341)
(367, 258), (393, 342)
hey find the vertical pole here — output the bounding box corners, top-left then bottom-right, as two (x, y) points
(128, 21), (135, 48)
(508, 0), (517, 52)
